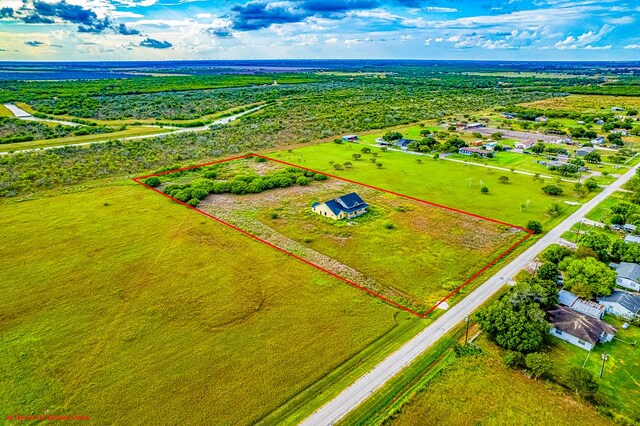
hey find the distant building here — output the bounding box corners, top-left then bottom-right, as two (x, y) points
(342, 135), (359, 142)
(466, 122), (485, 129)
(611, 129), (629, 136)
(576, 146), (595, 157)
(311, 192), (369, 221)
(596, 120), (605, 125)
(515, 140), (535, 150)
(471, 140), (484, 147)
(535, 116), (548, 122)
(548, 306), (617, 351)
(611, 107), (625, 112)
(558, 289), (605, 319)
(577, 120), (585, 125)
(611, 262), (640, 292)
(395, 138), (417, 149)
(459, 147), (491, 158)
(623, 224), (637, 233)
(500, 112), (517, 119)
(624, 235), (640, 245)
(591, 136), (605, 145)
(598, 290), (640, 320)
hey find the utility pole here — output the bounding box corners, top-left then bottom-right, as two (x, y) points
(600, 353), (609, 378)
(575, 220), (583, 243)
(464, 316), (470, 345)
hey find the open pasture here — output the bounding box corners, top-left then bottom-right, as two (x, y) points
(145, 156), (529, 315)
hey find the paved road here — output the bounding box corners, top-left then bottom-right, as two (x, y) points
(300, 162), (640, 426)
(1, 105), (265, 155)
(4, 103), (81, 126)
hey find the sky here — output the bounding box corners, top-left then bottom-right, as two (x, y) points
(0, 0), (639, 61)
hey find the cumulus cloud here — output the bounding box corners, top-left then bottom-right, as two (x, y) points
(139, 37), (172, 49)
(3, 0), (140, 35)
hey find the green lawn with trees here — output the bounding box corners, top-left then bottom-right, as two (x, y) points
(272, 143), (597, 228)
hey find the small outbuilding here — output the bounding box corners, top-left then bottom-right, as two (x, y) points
(558, 289), (606, 319)
(342, 135), (359, 142)
(312, 192), (369, 220)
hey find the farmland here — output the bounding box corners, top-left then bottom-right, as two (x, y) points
(522, 95), (640, 113)
(153, 157), (526, 313)
(0, 182), (419, 424)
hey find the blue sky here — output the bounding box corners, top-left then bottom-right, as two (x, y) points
(0, 0), (639, 60)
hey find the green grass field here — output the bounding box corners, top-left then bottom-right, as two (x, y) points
(0, 126), (170, 152)
(388, 336), (611, 426)
(548, 317), (640, 422)
(182, 159), (524, 312)
(270, 143), (595, 228)
(0, 104), (12, 117)
(0, 182), (421, 424)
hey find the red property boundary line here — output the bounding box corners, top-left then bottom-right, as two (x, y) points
(133, 153), (533, 318)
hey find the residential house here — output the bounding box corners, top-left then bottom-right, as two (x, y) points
(576, 146), (595, 157)
(596, 120), (605, 125)
(501, 112), (517, 119)
(484, 141), (498, 151)
(558, 289), (605, 319)
(611, 129), (629, 136)
(591, 136), (605, 145)
(577, 121), (585, 125)
(515, 140), (535, 150)
(623, 223), (637, 233)
(535, 116), (549, 122)
(459, 147), (491, 158)
(624, 235), (640, 244)
(342, 135), (359, 142)
(598, 290), (640, 320)
(395, 138), (417, 149)
(611, 262), (640, 292)
(311, 192), (369, 220)
(557, 154), (570, 163)
(548, 306), (617, 351)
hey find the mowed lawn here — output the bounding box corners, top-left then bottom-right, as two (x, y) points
(548, 317), (640, 421)
(388, 351), (611, 426)
(0, 183), (406, 424)
(271, 143), (590, 227)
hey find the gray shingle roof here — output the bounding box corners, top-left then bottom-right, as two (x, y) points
(320, 192), (368, 216)
(616, 262), (640, 282)
(548, 306), (617, 345)
(599, 290), (640, 315)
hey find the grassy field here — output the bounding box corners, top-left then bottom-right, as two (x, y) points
(0, 182), (419, 424)
(0, 126), (170, 152)
(388, 335), (611, 426)
(548, 316), (640, 422)
(522, 94), (640, 113)
(181, 158), (524, 313)
(270, 143), (596, 228)
(0, 104), (12, 117)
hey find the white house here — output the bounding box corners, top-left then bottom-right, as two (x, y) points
(598, 290), (640, 320)
(515, 140), (535, 150)
(611, 262), (640, 292)
(558, 289), (605, 319)
(548, 306), (617, 351)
